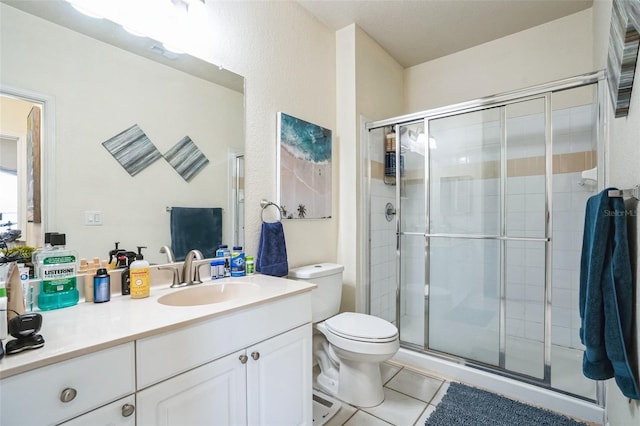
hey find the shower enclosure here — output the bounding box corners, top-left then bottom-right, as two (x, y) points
(365, 72), (605, 403)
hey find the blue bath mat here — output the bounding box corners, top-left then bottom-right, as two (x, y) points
(425, 382), (587, 426)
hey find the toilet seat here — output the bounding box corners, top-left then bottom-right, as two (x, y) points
(325, 312), (398, 343)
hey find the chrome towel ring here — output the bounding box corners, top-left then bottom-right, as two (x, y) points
(260, 199), (283, 222)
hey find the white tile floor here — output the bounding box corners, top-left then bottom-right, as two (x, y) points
(321, 361), (597, 426)
(323, 362), (450, 426)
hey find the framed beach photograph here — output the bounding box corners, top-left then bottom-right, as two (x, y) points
(277, 112), (332, 219)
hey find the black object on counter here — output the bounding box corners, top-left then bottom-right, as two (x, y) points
(5, 313), (45, 355)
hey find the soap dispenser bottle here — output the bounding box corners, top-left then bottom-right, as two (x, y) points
(108, 242), (121, 270)
(129, 246), (150, 299)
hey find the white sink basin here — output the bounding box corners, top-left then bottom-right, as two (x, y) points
(157, 283), (261, 306)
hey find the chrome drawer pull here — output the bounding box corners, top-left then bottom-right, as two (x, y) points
(239, 354), (248, 364)
(121, 403), (135, 417)
(251, 351), (260, 360)
(60, 387), (77, 403)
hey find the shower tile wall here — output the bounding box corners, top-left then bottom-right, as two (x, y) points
(370, 138), (397, 325)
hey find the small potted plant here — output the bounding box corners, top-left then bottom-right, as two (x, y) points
(1, 245), (38, 278)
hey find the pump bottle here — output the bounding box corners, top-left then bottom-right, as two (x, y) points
(129, 246), (150, 299)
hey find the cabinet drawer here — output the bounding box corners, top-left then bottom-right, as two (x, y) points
(60, 395), (136, 426)
(0, 342), (135, 426)
(137, 292), (311, 389)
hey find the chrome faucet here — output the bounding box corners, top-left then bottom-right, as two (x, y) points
(182, 249), (203, 285)
(159, 245), (176, 264)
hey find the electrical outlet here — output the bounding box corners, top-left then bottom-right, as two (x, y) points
(84, 211), (103, 226)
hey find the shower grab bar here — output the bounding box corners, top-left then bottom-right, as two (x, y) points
(423, 233), (550, 242)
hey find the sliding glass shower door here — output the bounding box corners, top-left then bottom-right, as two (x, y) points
(426, 97), (548, 379)
(367, 77), (602, 401)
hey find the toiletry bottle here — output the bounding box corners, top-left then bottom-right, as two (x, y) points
(18, 264), (32, 312)
(231, 246), (245, 277)
(246, 256), (254, 275)
(129, 246), (150, 299)
(219, 259), (226, 278)
(384, 128), (396, 184)
(35, 233), (80, 310)
(121, 266), (130, 295)
(211, 259), (225, 280)
(93, 268), (110, 303)
(216, 245), (231, 277)
(108, 242), (121, 270)
(31, 232), (58, 279)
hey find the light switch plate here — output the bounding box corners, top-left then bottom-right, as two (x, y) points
(84, 211), (103, 226)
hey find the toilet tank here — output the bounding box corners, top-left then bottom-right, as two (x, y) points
(288, 263), (344, 323)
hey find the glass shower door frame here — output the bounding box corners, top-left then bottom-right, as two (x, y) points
(423, 93), (552, 383)
(366, 70), (606, 404)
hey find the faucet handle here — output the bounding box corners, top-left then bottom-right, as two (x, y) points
(191, 259), (211, 285)
(158, 265), (181, 288)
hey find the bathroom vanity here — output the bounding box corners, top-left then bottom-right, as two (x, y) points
(0, 274), (314, 425)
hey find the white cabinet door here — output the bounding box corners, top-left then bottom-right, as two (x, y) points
(60, 395), (135, 426)
(136, 350), (247, 426)
(247, 324), (312, 426)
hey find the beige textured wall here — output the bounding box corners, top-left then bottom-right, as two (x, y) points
(404, 9), (594, 112)
(336, 25), (404, 312)
(1, 1), (337, 267)
(195, 1), (338, 267)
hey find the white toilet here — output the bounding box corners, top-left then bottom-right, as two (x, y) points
(288, 263), (399, 408)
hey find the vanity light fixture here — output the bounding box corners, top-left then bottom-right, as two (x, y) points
(65, 0), (205, 57)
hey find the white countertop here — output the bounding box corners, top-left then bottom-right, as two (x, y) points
(0, 274), (315, 379)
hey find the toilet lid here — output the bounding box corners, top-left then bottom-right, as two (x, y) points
(325, 312), (398, 343)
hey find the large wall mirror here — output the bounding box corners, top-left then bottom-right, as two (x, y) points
(0, 0), (245, 264)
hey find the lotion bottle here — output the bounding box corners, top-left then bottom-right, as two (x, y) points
(129, 246), (149, 299)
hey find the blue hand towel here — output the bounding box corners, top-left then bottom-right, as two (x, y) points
(580, 188), (639, 399)
(170, 207), (222, 261)
(256, 221), (288, 277)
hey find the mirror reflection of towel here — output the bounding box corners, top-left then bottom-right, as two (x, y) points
(170, 207), (222, 261)
(256, 221), (288, 277)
